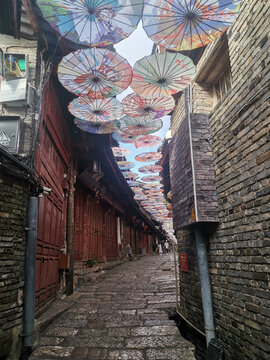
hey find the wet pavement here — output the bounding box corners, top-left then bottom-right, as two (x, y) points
(30, 254), (195, 360)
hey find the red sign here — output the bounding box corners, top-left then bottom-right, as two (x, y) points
(179, 253), (188, 272)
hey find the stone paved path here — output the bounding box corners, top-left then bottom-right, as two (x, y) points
(30, 254), (195, 360)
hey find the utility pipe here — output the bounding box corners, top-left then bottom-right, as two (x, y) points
(22, 196), (38, 348)
(194, 226), (216, 346)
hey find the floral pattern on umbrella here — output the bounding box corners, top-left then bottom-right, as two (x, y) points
(74, 119), (119, 134)
(112, 132), (138, 144)
(36, 0), (144, 47)
(142, 0), (241, 51)
(58, 48), (133, 98)
(69, 96), (123, 123)
(117, 161), (135, 170)
(122, 92), (175, 119)
(141, 175), (163, 182)
(122, 172), (139, 180)
(139, 164), (163, 174)
(131, 52), (195, 98)
(118, 116), (163, 136)
(135, 134), (162, 149)
(127, 180), (140, 187)
(135, 152), (162, 162)
(143, 183), (163, 189)
(112, 147), (131, 157)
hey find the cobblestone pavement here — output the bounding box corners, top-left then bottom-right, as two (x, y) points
(30, 254), (195, 360)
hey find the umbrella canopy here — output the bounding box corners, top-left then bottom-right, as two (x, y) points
(112, 147), (131, 157)
(135, 152), (162, 162)
(146, 189), (164, 195)
(135, 134), (162, 149)
(74, 118), (119, 134)
(112, 131), (138, 144)
(134, 195), (148, 201)
(122, 92), (174, 119)
(58, 47), (133, 98)
(117, 161), (135, 170)
(127, 180), (140, 187)
(123, 172), (139, 180)
(69, 96), (123, 123)
(36, 0), (143, 47)
(141, 175), (163, 182)
(142, 0), (241, 51)
(131, 52), (195, 98)
(118, 116), (163, 136)
(138, 164), (163, 174)
(143, 183), (163, 189)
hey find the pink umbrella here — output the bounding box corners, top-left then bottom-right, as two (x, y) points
(138, 164), (163, 174)
(143, 183), (163, 189)
(141, 175), (163, 182)
(123, 172), (139, 180)
(122, 92), (175, 119)
(135, 135), (162, 149)
(135, 152), (162, 162)
(113, 132), (138, 144)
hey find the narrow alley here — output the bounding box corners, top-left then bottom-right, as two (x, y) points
(30, 254), (195, 360)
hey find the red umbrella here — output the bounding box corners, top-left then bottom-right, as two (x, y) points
(135, 152), (162, 162)
(111, 147), (131, 157)
(135, 135), (162, 149)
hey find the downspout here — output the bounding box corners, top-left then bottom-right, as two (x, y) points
(187, 84), (216, 346)
(21, 196), (38, 353)
(194, 225), (216, 346)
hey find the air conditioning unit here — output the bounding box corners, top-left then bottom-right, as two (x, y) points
(0, 116), (24, 153)
(0, 78), (35, 107)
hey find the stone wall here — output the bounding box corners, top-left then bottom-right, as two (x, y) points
(173, 1), (270, 359)
(0, 168), (29, 359)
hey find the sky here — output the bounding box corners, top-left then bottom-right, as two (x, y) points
(115, 23), (171, 180)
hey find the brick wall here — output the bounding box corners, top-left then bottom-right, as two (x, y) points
(173, 1), (270, 359)
(0, 168), (29, 358)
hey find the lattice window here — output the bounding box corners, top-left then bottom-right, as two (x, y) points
(214, 66), (232, 103)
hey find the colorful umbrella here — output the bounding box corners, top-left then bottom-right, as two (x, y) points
(74, 119), (119, 134)
(123, 172), (139, 180)
(117, 161), (135, 170)
(135, 135), (162, 149)
(146, 189), (164, 195)
(131, 52), (195, 98)
(143, 183), (163, 189)
(69, 96), (123, 123)
(141, 175), (163, 182)
(112, 132), (138, 144)
(118, 116), (163, 136)
(142, 0), (241, 51)
(135, 152), (162, 162)
(112, 147), (131, 157)
(138, 164), (163, 174)
(134, 195), (148, 201)
(122, 93), (174, 119)
(127, 180), (140, 187)
(36, 0), (143, 47)
(58, 48), (133, 98)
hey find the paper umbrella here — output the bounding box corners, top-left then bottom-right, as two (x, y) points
(74, 119), (119, 134)
(69, 96), (123, 123)
(122, 93), (175, 120)
(138, 164), (163, 174)
(58, 47), (133, 98)
(142, 0), (241, 51)
(135, 152), (162, 162)
(116, 161), (135, 170)
(118, 116), (163, 136)
(111, 147), (131, 157)
(131, 52), (195, 98)
(112, 132), (138, 144)
(135, 135), (162, 149)
(36, 0), (144, 47)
